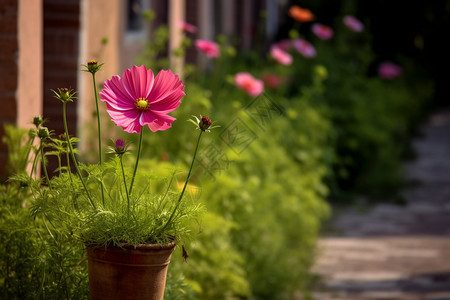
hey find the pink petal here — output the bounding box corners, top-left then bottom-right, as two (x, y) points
(178, 21), (197, 33)
(312, 23), (333, 40)
(270, 46), (293, 66)
(122, 65), (154, 100)
(234, 72), (264, 97)
(293, 38), (316, 58)
(140, 110), (176, 132)
(343, 15), (364, 32)
(148, 70), (185, 106)
(106, 106), (142, 134)
(235, 72), (252, 86)
(195, 40), (220, 58)
(150, 89), (184, 113)
(100, 78), (135, 111)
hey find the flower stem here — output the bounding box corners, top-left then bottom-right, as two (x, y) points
(66, 150), (73, 185)
(57, 154), (62, 177)
(62, 102), (96, 209)
(162, 130), (203, 231)
(40, 140), (52, 189)
(30, 143), (40, 179)
(119, 155), (130, 217)
(91, 73), (102, 165)
(129, 128), (144, 196)
(25, 135), (35, 173)
(91, 72), (105, 205)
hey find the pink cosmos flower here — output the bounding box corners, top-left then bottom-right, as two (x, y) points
(270, 45), (293, 66)
(378, 62), (403, 80)
(343, 15), (364, 32)
(312, 23), (334, 40)
(100, 65), (185, 134)
(195, 39), (220, 58)
(234, 72), (264, 97)
(178, 21), (197, 33)
(292, 38), (316, 58)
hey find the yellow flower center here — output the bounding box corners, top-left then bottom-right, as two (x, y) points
(135, 97), (150, 111)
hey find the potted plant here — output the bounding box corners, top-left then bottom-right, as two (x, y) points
(27, 62), (215, 300)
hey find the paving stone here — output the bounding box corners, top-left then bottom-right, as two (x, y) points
(312, 109), (450, 300)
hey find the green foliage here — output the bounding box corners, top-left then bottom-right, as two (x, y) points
(0, 129), (89, 299)
(297, 18), (432, 199)
(2, 124), (34, 178)
(30, 156), (202, 248)
(171, 212), (250, 300)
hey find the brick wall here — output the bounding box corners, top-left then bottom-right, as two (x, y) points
(0, 0), (19, 181)
(43, 0), (81, 173)
(43, 0), (80, 137)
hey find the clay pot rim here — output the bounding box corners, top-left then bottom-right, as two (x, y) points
(121, 242), (176, 250)
(86, 242), (177, 252)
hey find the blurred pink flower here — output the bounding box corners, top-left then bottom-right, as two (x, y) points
(312, 23), (334, 40)
(234, 72), (264, 97)
(343, 15), (364, 32)
(292, 38), (316, 58)
(270, 46), (293, 66)
(378, 62), (403, 80)
(100, 65), (185, 134)
(178, 21), (197, 33)
(274, 39), (292, 51)
(195, 39), (220, 58)
(262, 73), (281, 89)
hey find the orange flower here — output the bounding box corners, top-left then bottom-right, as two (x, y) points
(289, 5), (315, 23)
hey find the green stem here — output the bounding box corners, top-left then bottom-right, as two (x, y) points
(25, 135), (35, 171)
(91, 72), (105, 205)
(30, 143), (40, 179)
(91, 73), (102, 165)
(119, 155), (130, 217)
(66, 150), (73, 185)
(57, 155), (62, 177)
(40, 140), (52, 189)
(162, 130), (203, 231)
(63, 102), (96, 209)
(129, 128), (144, 196)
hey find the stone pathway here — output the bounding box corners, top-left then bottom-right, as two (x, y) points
(312, 109), (450, 300)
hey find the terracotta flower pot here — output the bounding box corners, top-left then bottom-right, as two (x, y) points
(87, 243), (176, 300)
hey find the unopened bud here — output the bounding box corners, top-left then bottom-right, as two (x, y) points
(114, 138), (126, 155)
(199, 116), (212, 131)
(52, 87), (76, 103)
(32, 115), (44, 128)
(37, 127), (50, 139)
(84, 60), (103, 74)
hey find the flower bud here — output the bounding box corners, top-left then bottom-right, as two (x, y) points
(114, 138), (127, 155)
(32, 115), (44, 128)
(199, 116), (212, 131)
(84, 60), (103, 74)
(189, 115), (218, 132)
(52, 87), (76, 103)
(37, 127), (50, 140)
